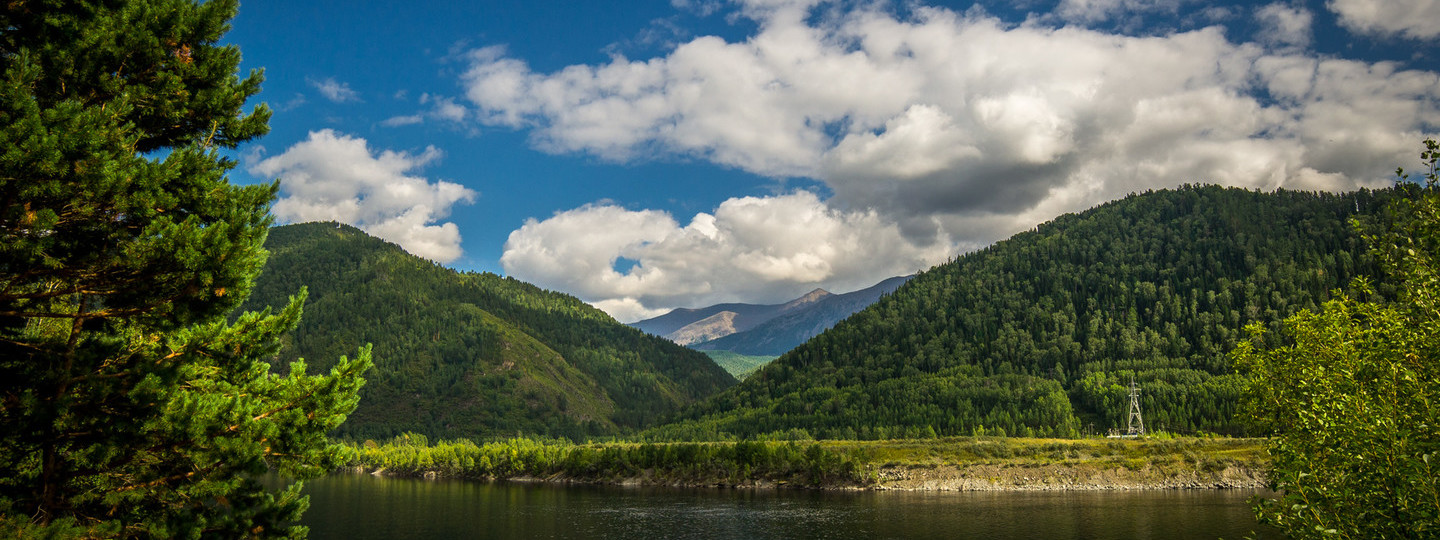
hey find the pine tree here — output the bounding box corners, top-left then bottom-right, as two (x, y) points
(0, 0), (371, 537)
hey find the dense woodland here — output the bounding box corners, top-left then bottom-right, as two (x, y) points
(653, 185), (1402, 440)
(241, 223), (735, 441)
(701, 351), (779, 379)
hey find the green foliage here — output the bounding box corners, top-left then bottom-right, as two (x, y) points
(1235, 142), (1440, 539)
(339, 435), (1265, 490)
(241, 223), (736, 442)
(345, 437), (868, 488)
(701, 350), (778, 379)
(659, 186), (1393, 441)
(0, 1), (369, 537)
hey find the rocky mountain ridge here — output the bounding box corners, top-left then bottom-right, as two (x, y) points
(632, 277), (911, 356)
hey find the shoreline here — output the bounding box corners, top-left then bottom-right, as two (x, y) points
(865, 461), (1265, 491)
(344, 460), (1266, 492)
(339, 436), (1270, 492)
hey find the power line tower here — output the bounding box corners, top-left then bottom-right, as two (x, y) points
(1124, 378), (1145, 438)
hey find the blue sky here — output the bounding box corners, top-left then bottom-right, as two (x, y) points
(223, 0), (1440, 321)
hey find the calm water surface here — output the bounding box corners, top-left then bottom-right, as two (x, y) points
(295, 474), (1278, 539)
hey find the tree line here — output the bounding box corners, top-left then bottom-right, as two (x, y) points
(343, 434), (868, 488)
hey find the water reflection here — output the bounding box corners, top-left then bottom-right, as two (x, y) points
(293, 474), (1277, 540)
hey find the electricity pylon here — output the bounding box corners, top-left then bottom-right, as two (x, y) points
(1125, 378), (1145, 438)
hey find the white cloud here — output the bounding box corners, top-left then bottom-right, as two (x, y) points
(308, 77), (362, 103)
(465, 4), (1436, 216)
(379, 94), (471, 129)
(501, 191), (952, 322)
(380, 114), (424, 127)
(1328, 0), (1440, 40)
(462, 38), (834, 177)
(250, 130), (476, 263)
(470, 1), (1438, 315)
(428, 95), (469, 123)
(671, 0), (724, 16)
(1052, 0), (1223, 30)
(1255, 3), (1312, 49)
(1055, 0), (1188, 23)
(276, 93), (307, 112)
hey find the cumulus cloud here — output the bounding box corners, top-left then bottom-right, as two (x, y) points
(466, 4), (1434, 209)
(308, 77), (362, 103)
(1328, 0), (1440, 40)
(1255, 3), (1312, 49)
(250, 130), (476, 263)
(501, 191), (952, 322)
(469, 1), (1439, 317)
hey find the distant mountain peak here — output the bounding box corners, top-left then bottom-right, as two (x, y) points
(632, 276), (912, 357)
(693, 277), (912, 356)
(783, 288), (833, 310)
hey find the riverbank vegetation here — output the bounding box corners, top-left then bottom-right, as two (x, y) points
(342, 434), (868, 488)
(1236, 141), (1440, 538)
(340, 434), (1266, 490)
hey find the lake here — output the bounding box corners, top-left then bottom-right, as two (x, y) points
(293, 474), (1279, 539)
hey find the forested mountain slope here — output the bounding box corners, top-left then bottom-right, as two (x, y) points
(242, 223), (735, 441)
(654, 186), (1396, 440)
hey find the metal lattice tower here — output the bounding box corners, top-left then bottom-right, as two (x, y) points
(1125, 378), (1145, 437)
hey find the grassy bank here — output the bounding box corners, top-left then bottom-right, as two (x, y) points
(340, 434), (1267, 490)
(822, 436), (1267, 490)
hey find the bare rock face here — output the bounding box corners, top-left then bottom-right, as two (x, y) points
(666, 311), (740, 345)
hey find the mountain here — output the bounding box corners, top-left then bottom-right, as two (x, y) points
(631, 288), (835, 345)
(653, 186), (1399, 441)
(240, 222), (735, 442)
(633, 277), (911, 355)
(668, 311), (742, 346)
(693, 276), (913, 356)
